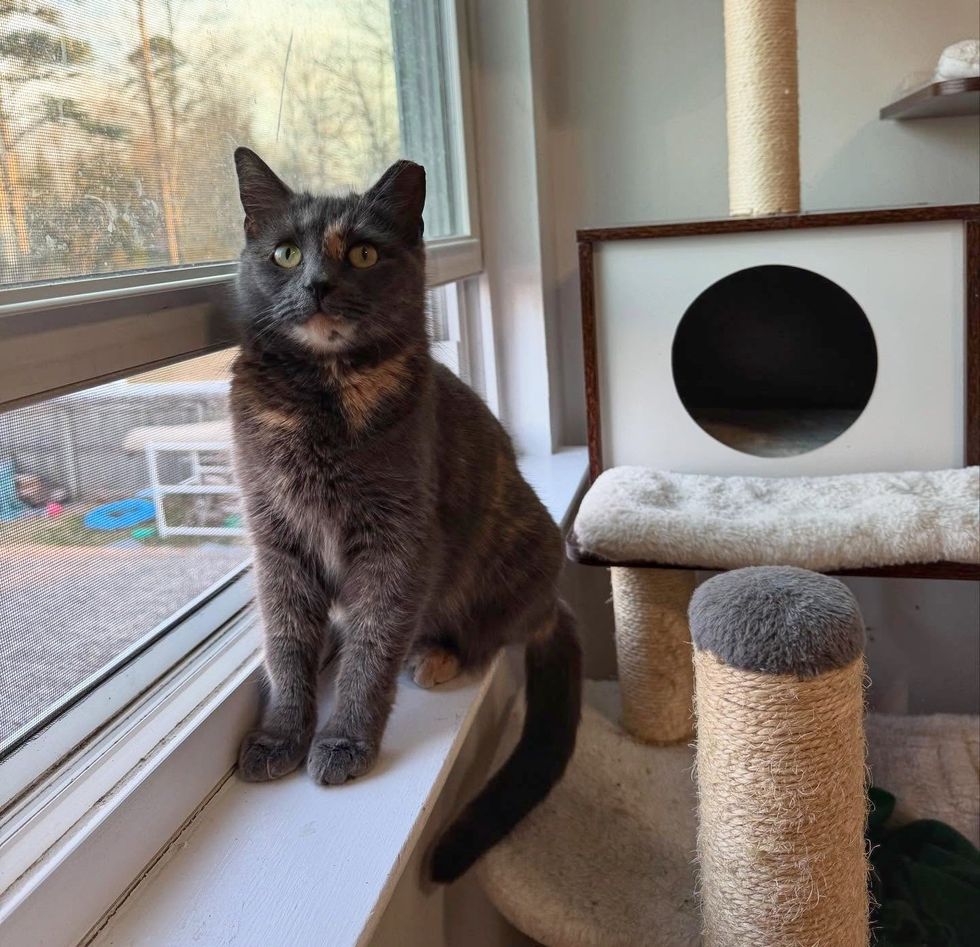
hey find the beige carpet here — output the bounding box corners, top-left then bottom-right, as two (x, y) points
(866, 711), (979, 846)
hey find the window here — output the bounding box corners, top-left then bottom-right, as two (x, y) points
(428, 279), (473, 384)
(428, 276), (499, 412)
(0, 0), (466, 288)
(0, 351), (250, 805)
(0, 0), (482, 814)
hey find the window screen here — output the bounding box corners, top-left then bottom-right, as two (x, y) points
(0, 352), (248, 748)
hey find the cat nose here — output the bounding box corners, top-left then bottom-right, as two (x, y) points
(305, 279), (333, 309)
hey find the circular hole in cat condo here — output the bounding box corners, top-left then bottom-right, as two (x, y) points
(672, 265), (877, 458)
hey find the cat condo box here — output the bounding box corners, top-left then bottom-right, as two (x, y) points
(578, 206), (979, 481)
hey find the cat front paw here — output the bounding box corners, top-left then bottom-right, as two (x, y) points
(238, 729), (309, 782)
(307, 735), (377, 785)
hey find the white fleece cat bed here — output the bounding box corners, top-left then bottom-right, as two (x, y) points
(479, 683), (980, 947)
(570, 466), (980, 571)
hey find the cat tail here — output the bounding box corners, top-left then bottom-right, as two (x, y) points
(430, 600), (582, 883)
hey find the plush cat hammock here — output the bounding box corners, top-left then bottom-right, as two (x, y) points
(477, 467), (980, 947)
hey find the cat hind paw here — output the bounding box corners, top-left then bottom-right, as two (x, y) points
(408, 647), (461, 689)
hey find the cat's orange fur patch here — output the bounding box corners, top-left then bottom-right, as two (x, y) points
(529, 611), (559, 644)
(254, 406), (300, 431)
(334, 350), (414, 432)
(324, 226), (345, 261)
(410, 648), (461, 689)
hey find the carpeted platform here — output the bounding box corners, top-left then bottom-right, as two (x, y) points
(572, 466), (980, 571)
(478, 682), (980, 947)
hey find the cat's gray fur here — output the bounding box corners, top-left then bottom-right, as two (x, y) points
(229, 148), (582, 883)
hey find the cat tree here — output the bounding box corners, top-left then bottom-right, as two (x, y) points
(479, 468), (978, 946)
(476, 2), (980, 943)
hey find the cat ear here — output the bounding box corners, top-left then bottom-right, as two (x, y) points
(234, 147), (291, 233)
(366, 160), (426, 241)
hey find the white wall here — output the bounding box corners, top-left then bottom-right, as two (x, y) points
(533, 0), (980, 712)
(534, 0), (980, 445)
(469, 0), (560, 457)
(800, 0), (980, 212)
(534, 0), (728, 445)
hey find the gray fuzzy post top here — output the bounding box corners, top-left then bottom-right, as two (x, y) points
(689, 566), (866, 676)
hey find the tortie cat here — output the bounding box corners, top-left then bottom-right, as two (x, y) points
(229, 148), (582, 882)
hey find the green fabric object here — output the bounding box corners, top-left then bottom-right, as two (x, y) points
(868, 786), (980, 946)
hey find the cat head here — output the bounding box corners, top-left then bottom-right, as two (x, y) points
(233, 147), (427, 358)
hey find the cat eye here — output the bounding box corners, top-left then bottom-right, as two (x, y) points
(273, 242), (302, 268)
(348, 244), (378, 269)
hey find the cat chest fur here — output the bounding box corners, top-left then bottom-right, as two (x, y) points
(260, 455), (353, 584)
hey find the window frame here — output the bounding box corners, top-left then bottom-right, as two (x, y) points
(0, 238), (483, 415)
(0, 604), (263, 943)
(0, 0), (484, 820)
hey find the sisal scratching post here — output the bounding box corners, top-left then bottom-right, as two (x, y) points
(690, 567), (869, 947)
(724, 0), (800, 215)
(611, 567), (695, 743)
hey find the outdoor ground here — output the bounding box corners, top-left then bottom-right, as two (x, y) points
(0, 513), (248, 745)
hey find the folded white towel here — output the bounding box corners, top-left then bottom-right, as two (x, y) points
(936, 39), (980, 80)
(572, 466), (980, 571)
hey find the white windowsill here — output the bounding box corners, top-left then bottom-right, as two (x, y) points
(1, 447), (587, 947)
(91, 657), (515, 947)
(517, 446), (591, 529)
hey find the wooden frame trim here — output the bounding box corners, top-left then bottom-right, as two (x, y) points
(565, 533), (980, 581)
(967, 219), (979, 466)
(578, 204), (980, 480)
(577, 203), (980, 243)
(578, 239), (602, 481)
